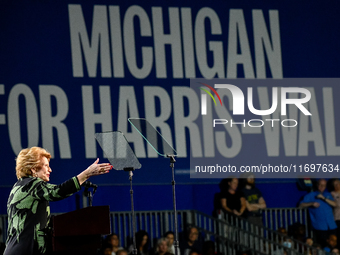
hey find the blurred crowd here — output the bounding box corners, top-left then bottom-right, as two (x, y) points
(214, 175), (340, 255)
(99, 228), (220, 255)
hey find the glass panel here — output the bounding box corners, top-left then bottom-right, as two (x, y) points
(95, 131), (141, 170)
(128, 118), (177, 157)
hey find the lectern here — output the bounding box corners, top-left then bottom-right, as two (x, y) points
(52, 205), (111, 254)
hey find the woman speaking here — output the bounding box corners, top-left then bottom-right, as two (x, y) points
(4, 147), (112, 255)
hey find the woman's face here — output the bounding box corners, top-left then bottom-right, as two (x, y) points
(110, 235), (119, 247)
(33, 156), (51, 182)
(166, 233), (174, 245)
(159, 240), (168, 253)
(141, 235), (148, 247)
(228, 178), (238, 191)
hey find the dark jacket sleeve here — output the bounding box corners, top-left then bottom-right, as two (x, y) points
(30, 177), (81, 201)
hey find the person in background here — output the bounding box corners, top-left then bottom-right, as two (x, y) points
(311, 243), (322, 255)
(272, 228), (291, 255)
(188, 249), (199, 255)
(220, 177), (246, 217)
(331, 179), (340, 248)
(4, 147), (112, 255)
(299, 179), (337, 247)
(117, 250), (129, 255)
(129, 230), (150, 255)
(323, 234), (337, 253)
(289, 222), (308, 252)
(105, 234), (124, 255)
(164, 231), (176, 255)
(179, 226), (202, 255)
(241, 174), (266, 226)
(331, 248), (340, 255)
(154, 237), (172, 255)
(305, 237), (314, 247)
(101, 243), (114, 255)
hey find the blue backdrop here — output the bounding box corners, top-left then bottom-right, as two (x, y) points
(1, 0), (340, 214)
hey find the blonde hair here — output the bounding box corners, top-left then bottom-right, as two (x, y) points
(16, 147), (51, 179)
(155, 238), (170, 253)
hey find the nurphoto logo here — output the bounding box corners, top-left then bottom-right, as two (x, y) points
(199, 82), (312, 128)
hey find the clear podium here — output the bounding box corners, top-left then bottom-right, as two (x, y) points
(51, 205), (111, 254)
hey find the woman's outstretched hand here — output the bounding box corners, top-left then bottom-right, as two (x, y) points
(77, 158), (113, 185)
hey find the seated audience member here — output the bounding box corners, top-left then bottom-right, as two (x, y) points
(304, 241), (314, 255)
(154, 237), (172, 255)
(101, 243), (114, 255)
(289, 223), (306, 243)
(273, 228), (292, 255)
(289, 223), (307, 252)
(241, 174), (266, 225)
(324, 234), (337, 253)
(311, 243), (322, 255)
(306, 237), (314, 247)
(220, 177), (246, 218)
(331, 248), (340, 255)
(105, 234), (124, 255)
(128, 230), (150, 255)
(188, 249), (199, 255)
(164, 231), (176, 255)
(331, 179), (340, 247)
(117, 250), (129, 255)
(299, 179), (337, 247)
(179, 226), (202, 255)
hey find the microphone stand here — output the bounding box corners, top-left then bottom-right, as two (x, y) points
(124, 167), (137, 255)
(168, 155), (179, 255)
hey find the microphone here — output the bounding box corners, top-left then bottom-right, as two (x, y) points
(82, 181), (98, 188)
(82, 181), (98, 206)
(82, 181), (98, 197)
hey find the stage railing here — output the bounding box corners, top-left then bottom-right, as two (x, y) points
(109, 210), (191, 248)
(262, 207), (312, 238)
(108, 209), (314, 255)
(193, 209), (318, 255)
